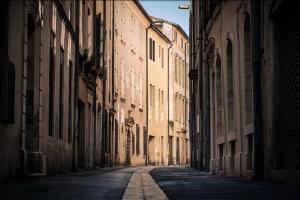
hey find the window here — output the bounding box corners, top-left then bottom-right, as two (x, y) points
(161, 48), (164, 68)
(150, 84), (155, 107)
(59, 47), (64, 139)
(139, 74), (143, 108)
(161, 90), (164, 120)
(244, 14), (253, 125)
(174, 56), (178, 82)
(174, 94), (178, 120)
(115, 120), (118, 154)
(159, 45), (161, 57)
(68, 60), (73, 143)
(182, 60), (185, 86)
(131, 67), (135, 104)
(158, 89), (161, 120)
(226, 40), (234, 133)
(181, 37), (183, 49)
(139, 22), (144, 58)
(136, 124), (140, 155)
(49, 31), (56, 136)
(178, 58), (182, 84)
(161, 90), (164, 105)
(143, 127), (147, 156)
(87, 6), (92, 50)
(51, 3), (57, 33)
(174, 30), (177, 42)
(79, 1), (82, 47)
(131, 14), (134, 48)
(61, 21), (65, 49)
(132, 132), (135, 154)
(120, 58), (125, 98)
(216, 55), (222, 136)
(149, 38), (155, 61)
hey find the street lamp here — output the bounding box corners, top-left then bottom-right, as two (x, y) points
(178, 4), (189, 9)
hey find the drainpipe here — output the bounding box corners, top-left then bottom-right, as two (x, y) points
(101, 0), (107, 168)
(72, 0), (80, 171)
(184, 41), (189, 164)
(251, 0), (263, 180)
(167, 43), (173, 165)
(93, 0), (97, 168)
(145, 24), (153, 166)
(111, 0), (115, 166)
(199, 0), (204, 171)
(236, 2), (243, 177)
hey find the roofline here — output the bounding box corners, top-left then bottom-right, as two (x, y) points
(151, 16), (189, 40)
(133, 0), (153, 24)
(151, 25), (172, 44)
(133, 0), (171, 44)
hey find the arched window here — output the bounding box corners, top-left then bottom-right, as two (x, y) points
(226, 40), (234, 133)
(216, 55), (222, 136)
(244, 13), (253, 125)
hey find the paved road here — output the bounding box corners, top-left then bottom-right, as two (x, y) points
(151, 167), (300, 200)
(0, 167), (135, 200)
(1, 166), (300, 200)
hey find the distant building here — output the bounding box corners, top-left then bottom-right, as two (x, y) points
(189, 0), (300, 184)
(152, 17), (190, 166)
(111, 0), (150, 166)
(147, 25), (171, 165)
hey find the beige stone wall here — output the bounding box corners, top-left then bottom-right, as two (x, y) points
(113, 1), (149, 166)
(155, 20), (190, 166)
(148, 28), (169, 166)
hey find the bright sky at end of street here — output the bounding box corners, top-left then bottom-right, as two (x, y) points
(139, 0), (190, 35)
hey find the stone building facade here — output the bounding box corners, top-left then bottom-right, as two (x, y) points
(0, 0), (78, 179)
(0, 0), (190, 180)
(189, 0), (300, 184)
(153, 18), (190, 165)
(112, 0), (150, 166)
(148, 26), (171, 166)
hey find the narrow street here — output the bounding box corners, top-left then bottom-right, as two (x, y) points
(1, 167), (300, 200)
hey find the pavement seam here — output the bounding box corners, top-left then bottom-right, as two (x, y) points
(120, 169), (135, 199)
(122, 167), (169, 200)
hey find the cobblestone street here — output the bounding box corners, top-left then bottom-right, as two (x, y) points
(1, 166), (300, 200)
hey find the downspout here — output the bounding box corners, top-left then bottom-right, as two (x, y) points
(190, 1), (196, 169)
(199, 0), (204, 171)
(251, 0), (263, 180)
(236, 2), (244, 176)
(93, 0), (97, 168)
(111, 0), (115, 166)
(101, 0), (107, 168)
(167, 43), (173, 165)
(72, 0), (80, 171)
(145, 24), (153, 166)
(184, 41), (189, 164)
